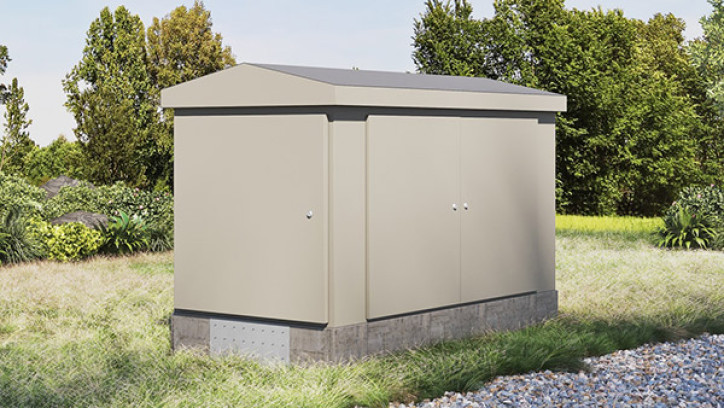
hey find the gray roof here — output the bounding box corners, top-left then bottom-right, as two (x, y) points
(250, 63), (556, 96)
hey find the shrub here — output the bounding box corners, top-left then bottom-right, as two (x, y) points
(0, 208), (44, 264)
(42, 182), (173, 229)
(0, 172), (45, 218)
(42, 181), (104, 219)
(665, 185), (724, 224)
(145, 222), (173, 252)
(98, 212), (148, 254)
(35, 221), (103, 262)
(657, 207), (719, 249)
(659, 185), (724, 250)
(22, 136), (87, 186)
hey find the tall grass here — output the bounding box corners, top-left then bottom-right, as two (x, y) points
(0, 217), (722, 407)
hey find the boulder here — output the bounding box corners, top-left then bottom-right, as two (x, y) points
(50, 211), (108, 229)
(40, 175), (94, 199)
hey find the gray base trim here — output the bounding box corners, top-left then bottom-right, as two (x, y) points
(171, 290), (558, 362)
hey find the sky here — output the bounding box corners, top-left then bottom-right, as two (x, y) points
(0, 0), (715, 146)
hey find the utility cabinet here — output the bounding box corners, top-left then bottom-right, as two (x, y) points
(162, 63), (566, 362)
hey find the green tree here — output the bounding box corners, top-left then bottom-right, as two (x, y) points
(690, 0), (724, 180)
(412, 0), (704, 216)
(22, 135), (86, 185)
(63, 6), (156, 186)
(1, 78), (35, 174)
(0, 45), (10, 103)
(146, 0), (236, 190)
(691, 0), (724, 112)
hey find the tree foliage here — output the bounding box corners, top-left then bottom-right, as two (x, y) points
(0, 45), (9, 103)
(691, 0), (724, 112)
(1, 78), (35, 174)
(145, 0), (236, 190)
(413, 0), (712, 216)
(63, 6), (157, 187)
(22, 135), (86, 185)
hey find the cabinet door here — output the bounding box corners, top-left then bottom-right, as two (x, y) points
(460, 117), (542, 302)
(367, 116), (461, 319)
(175, 114), (327, 323)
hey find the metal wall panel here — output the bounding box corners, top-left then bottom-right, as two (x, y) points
(175, 114), (328, 323)
(367, 115), (461, 319)
(459, 117), (545, 301)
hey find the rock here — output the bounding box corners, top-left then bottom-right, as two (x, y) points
(40, 175), (94, 199)
(50, 211), (108, 229)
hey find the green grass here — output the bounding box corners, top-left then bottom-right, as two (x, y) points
(556, 214), (663, 242)
(0, 217), (722, 407)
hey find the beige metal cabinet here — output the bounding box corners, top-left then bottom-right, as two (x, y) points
(164, 63), (565, 361)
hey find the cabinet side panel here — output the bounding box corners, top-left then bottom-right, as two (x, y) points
(367, 115), (461, 319)
(174, 115), (327, 323)
(460, 117), (547, 302)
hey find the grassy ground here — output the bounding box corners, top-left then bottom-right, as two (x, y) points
(0, 217), (722, 407)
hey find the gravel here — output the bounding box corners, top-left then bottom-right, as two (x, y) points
(393, 333), (723, 407)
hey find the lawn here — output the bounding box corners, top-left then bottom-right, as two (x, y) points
(0, 216), (722, 407)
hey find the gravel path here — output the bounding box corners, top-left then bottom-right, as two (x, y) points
(395, 333), (723, 407)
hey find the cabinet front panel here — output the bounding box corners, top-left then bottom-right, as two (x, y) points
(175, 115), (327, 323)
(367, 116), (461, 319)
(460, 117), (544, 302)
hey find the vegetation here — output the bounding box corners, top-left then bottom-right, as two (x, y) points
(1, 78), (34, 173)
(22, 135), (87, 185)
(413, 0), (723, 216)
(0, 44), (8, 102)
(657, 184), (724, 249)
(0, 172), (173, 262)
(0, 218), (721, 407)
(61, 3), (234, 191)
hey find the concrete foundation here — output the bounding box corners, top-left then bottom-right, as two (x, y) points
(171, 290), (557, 363)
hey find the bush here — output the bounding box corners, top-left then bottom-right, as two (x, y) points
(0, 172), (45, 218)
(145, 222), (173, 252)
(41, 181), (104, 219)
(98, 212), (148, 255)
(0, 208), (44, 264)
(658, 185), (724, 250)
(42, 182), (173, 229)
(657, 207), (719, 249)
(22, 136), (87, 186)
(35, 221), (103, 262)
(665, 185), (724, 224)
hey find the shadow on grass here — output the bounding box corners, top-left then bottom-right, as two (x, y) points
(389, 313), (724, 400)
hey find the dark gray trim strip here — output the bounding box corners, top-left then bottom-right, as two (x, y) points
(365, 291), (538, 323)
(173, 309), (328, 330)
(174, 106), (556, 124)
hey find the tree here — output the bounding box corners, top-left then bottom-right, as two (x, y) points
(146, 0), (236, 190)
(412, 0), (485, 77)
(413, 0), (705, 216)
(1, 78), (35, 174)
(63, 6), (156, 186)
(0, 45), (10, 103)
(690, 0), (724, 180)
(691, 0), (724, 112)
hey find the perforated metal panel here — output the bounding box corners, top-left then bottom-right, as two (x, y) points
(209, 319), (290, 362)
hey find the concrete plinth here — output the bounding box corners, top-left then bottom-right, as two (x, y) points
(171, 290), (557, 363)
